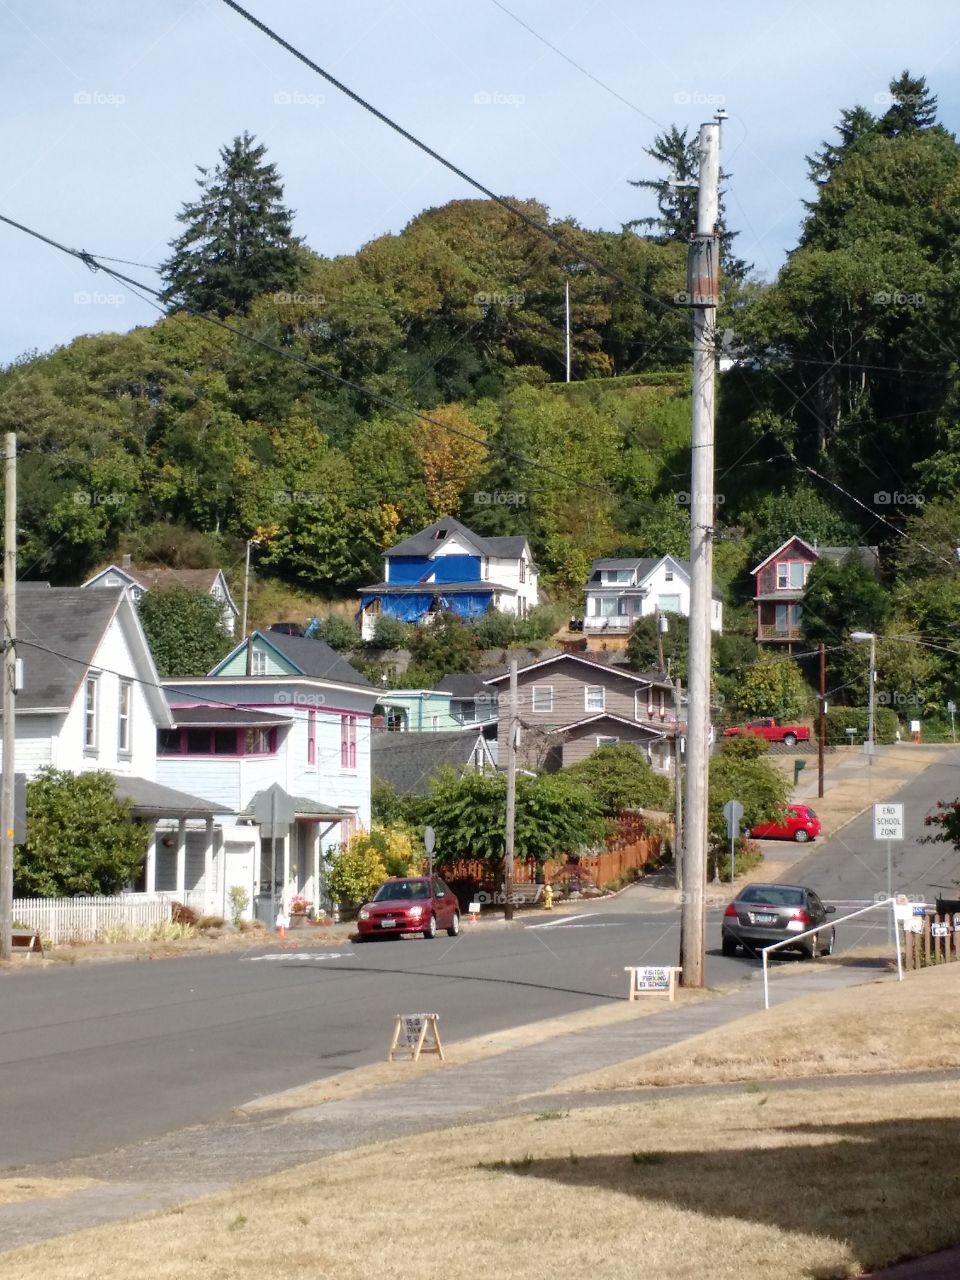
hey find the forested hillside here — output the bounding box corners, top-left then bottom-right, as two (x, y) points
(3, 74), (960, 707)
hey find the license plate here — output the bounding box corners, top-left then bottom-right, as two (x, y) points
(751, 913), (776, 925)
(381, 918), (396, 928)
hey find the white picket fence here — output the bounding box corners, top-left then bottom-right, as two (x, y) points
(12, 892), (206, 944)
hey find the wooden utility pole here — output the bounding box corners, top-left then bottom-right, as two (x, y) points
(0, 433), (16, 961)
(503, 655), (518, 921)
(818, 642), (826, 798)
(673, 674), (684, 892)
(241, 538), (251, 637)
(656, 608), (665, 674)
(680, 119), (721, 989)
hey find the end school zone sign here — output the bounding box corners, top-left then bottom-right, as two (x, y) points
(873, 804), (904, 841)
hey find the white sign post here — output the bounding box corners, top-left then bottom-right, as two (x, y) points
(874, 804), (904, 943)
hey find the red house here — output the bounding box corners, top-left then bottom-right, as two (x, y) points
(751, 537), (878, 649)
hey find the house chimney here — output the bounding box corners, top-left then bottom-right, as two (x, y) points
(121, 553), (132, 569)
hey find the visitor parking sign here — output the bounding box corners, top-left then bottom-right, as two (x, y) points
(873, 803), (904, 841)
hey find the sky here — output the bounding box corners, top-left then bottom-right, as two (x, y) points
(2, 0), (959, 364)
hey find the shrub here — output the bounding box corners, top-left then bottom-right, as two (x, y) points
(326, 831), (389, 906)
(565, 744), (672, 814)
(171, 902), (200, 926)
(824, 707), (899, 746)
(711, 836), (763, 882)
(311, 614), (358, 652)
(227, 885), (249, 926)
(369, 615), (411, 650)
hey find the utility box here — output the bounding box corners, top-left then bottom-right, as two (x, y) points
(793, 759), (807, 786)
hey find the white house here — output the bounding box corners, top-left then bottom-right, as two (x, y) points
(583, 555), (723, 635)
(5, 585), (225, 906)
(157, 629), (379, 922)
(357, 516), (538, 641)
(83, 557), (239, 635)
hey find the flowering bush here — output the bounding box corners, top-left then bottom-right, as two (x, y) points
(289, 894), (310, 915)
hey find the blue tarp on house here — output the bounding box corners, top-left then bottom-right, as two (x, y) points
(440, 592), (492, 619)
(380, 593), (434, 622)
(387, 554), (481, 584)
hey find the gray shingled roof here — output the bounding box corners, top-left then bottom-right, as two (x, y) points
(372, 730), (486, 795)
(112, 775), (224, 818)
(436, 672), (488, 698)
(255, 631), (371, 687)
(586, 555), (723, 603)
(12, 585), (123, 712)
(167, 706), (293, 728)
(383, 516), (532, 563)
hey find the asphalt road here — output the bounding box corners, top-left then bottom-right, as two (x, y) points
(4, 759), (957, 1174)
(0, 909), (750, 1170)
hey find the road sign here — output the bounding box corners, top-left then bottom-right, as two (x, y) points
(388, 1012), (444, 1062)
(624, 965), (679, 1002)
(948, 701), (956, 714)
(873, 803), (904, 841)
(723, 799), (744, 840)
(423, 825), (436, 854)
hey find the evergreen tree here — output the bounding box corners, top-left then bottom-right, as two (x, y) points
(626, 124), (749, 284)
(878, 71), (939, 136)
(160, 132), (302, 317)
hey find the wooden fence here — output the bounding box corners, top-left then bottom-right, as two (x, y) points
(12, 892), (205, 944)
(441, 828), (663, 894)
(902, 913), (960, 970)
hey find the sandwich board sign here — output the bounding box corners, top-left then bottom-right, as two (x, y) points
(388, 1013), (444, 1062)
(624, 965), (680, 1002)
(873, 804), (904, 841)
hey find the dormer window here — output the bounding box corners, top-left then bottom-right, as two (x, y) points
(434, 529), (447, 540)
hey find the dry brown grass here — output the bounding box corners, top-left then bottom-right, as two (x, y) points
(244, 990), (714, 1114)
(0, 1178), (97, 1206)
(3, 1082), (959, 1279)
(553, 963), (960, 1093)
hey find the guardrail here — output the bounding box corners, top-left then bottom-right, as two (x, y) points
(761, 896), (903, 1010)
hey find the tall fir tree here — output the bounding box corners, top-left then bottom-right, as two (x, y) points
(161, 132), (302, 317)
(626, 123), (749, 284)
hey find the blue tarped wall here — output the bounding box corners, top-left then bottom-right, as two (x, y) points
(380, 593), (435, 622)
(387, 554), (481, 584)
(440, 592), (492, 618)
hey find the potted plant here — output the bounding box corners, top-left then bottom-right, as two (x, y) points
(288, 895), (310, 927)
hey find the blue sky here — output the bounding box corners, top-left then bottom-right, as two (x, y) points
(2, 0), (959, 363)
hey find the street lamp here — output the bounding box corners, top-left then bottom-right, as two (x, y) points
(850, 631), (876, 764)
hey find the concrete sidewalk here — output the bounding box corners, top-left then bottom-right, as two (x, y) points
(0, 959), (882, 1254)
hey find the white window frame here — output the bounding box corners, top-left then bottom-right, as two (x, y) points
(251, 649), (268, 676)
(596, 735), (619, 749)
(83, 674), (99, 754)
(664, 569), (674, 582)
(531, 685), (553, 713)
(585, 685), (605, 713)
(658, 594), (682, 614)
(118, 679), (132, 756)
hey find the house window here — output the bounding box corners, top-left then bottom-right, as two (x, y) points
(531, 685), (553, 713)
(599, 596), (620, 617)
(776, 561), (807, 590)
(158, 729), (180, 755)
(460, 700), (476, 723)
(664, 570), (674, 582)
(244, 727), (274, 755)
(83, 675), (99, 752)
(658, 594), (681, 613)
(519, 557), (526, 583)
(597, 736), (619, 749)
(118, 680), (132, 754)
(251, 649), (268, 676)
(307, 708), (316, 765)
(604, 569), (632, 584)
(159, 728), (255, 755)
(585, 685), (605, 712)
(386, 707), (406, 732)
(340, 714), (358, 769)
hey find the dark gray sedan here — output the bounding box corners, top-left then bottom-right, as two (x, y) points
(721, 882), (836, 959)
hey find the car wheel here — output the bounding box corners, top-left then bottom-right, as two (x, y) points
(423, 913), (437, 940)
(447, 911), (460, 937)
(721, 934), (739, 957)
(820, 928), (835, 957)
(802, 937), (818, 960)
(783, 733), (797, 747)
(793, 828), (810, 843)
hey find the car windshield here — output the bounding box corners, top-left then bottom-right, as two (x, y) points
(373, 880), (430, 902)
(738, 886), (805, 907)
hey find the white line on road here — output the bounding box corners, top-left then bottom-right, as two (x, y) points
(244, 952), (354, 961)
(526, 913), (600, 930)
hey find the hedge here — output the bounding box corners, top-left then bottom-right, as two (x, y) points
(824, 706), (899, 746)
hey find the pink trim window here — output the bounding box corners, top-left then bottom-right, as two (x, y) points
(307, 708), (317, 765)
(340, 714), (358, 769)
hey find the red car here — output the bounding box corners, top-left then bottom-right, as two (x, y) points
(751, 804), (822, 843)
(356, 876), (461, 940)
(723, 718), (810, 746)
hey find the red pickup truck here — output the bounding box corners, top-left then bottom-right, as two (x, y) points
(722, 718), (810, 747)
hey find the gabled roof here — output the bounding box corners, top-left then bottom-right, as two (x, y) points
(211, 631), (371, 687)
(750, 537), (880, 577)
(384, 516), (532, 562)
(240, 783), (352, 823)
(372, 728), (491, 795)
(750, 536), (819, 575)
(9, 586), (170, 725)
(436, 672), (488, 698)
(482, 652), (673, 689)
(547, 712), (665, 740)
(587, 554), (723, 602)
(83, 564), (238, 613)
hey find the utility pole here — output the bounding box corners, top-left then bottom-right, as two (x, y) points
(818, 643), (826, 798)
(655, 608), (665, 674)
(866, 634), (876, 765)
(0, 433), (16, 962)
(679, 119), (721, 989)
(241, 538), (251, 637)
(503, 655), (518, 921)
(564, 281), (572, 383)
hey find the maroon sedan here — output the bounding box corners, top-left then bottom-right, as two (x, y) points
(356, 876), (461, 941)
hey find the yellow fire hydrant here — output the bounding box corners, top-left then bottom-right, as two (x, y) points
(542, 882), (554, 911)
